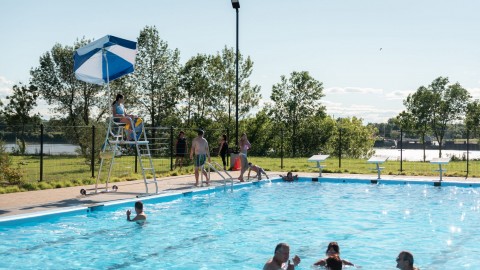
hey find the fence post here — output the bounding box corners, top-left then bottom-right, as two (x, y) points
(280, 128), (284, 169)
(40, 124), (44, 182)
(466, 128), (469, 178)
(170, 126), (174, 171)
(226, 127), (230, 167)
(91, 125), (95, 178)
(400, 128), (403, 172)
(338, 128), (342, 168)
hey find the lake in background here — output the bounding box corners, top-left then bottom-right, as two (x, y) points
(3, 144), (480, 160)
(4, 143), (80, 155)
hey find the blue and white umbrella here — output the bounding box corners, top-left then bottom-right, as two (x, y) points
(74, 35), (137, 85)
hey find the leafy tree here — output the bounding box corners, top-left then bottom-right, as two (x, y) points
(325, 117), (376, 159)
(242, 109), (276, 156)
(270, 71), (325, 157)
(209, 47), (261, 133)
(3, 83), (41, 131)
(30, 39), (108, 127)
(2, 83), (41, 154)
(296, 115), (337, 156)
(427, 77), (470, 157)
(465, 100), (480, 138)
(179, 54), (215, 128)
(130, 25), (181, 128)
(403, 86), (434, 161)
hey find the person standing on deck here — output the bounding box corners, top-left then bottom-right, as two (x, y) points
(190, 129), (211, 186)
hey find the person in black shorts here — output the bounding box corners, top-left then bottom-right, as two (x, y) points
(217, 134), (229, 170)
(175, 131), (188, 170)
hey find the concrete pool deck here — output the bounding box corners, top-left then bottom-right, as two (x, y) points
(1, 172), (479, 218)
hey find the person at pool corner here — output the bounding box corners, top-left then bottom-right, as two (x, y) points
(126, 201), (146, 223)
(263, 242), (301, 270)
(247, 162), (269, 181)
(396, 251), (419, 270)
(280, 171), (298, 181)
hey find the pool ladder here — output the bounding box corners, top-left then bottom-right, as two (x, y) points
(202, 161), (234, 190)
(94, 117), (158, 195)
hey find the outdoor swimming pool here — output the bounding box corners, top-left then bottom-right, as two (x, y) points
(1, 178), (479, 269)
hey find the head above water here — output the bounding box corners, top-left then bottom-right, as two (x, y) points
(326, 242), (340, 255)
(396, 251), (414, 269)
(273, 243), (290, 264)
(134, 201), (143, 212)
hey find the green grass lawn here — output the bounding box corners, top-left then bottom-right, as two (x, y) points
(1, 155), (479, 194)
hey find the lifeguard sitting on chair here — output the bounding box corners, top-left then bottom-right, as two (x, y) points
(112, 93), (142, 140)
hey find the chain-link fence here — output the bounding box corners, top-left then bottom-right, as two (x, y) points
(2, 123), (480, 189)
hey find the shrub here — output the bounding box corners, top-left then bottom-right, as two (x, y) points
(21, 182), (39, 191)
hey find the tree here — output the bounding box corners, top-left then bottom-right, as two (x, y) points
(428, 77), (470, 157)
(30, 39), (107, 127)
(209, 47), (261, 130)
(3, 83), (40, 129)
(179, 54), (215, 128)
(403, 86), (433, 161)
(465, 100), (480, 138)
(130, 26), (181, 128)
(326, 117), (376, 159)
(2, 83), (41, 154)
(270, 71), (325, 157)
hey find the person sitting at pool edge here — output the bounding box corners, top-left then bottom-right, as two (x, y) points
(396, 251), (419, 270)
(247, 162), (269, 181)
(314, 242), (355, 267)
(280, 171), (298, 181)
(263, 242), (301, 270)
(126, 201), (146, 223)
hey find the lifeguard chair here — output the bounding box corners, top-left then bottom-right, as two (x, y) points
(93, 116), (158, 195)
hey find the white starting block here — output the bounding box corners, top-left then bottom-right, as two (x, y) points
(308, 154), (330, 177)
(430, 157), (450, 182)
(367, 156), (388, 179)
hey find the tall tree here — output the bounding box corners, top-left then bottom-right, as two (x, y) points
(3, 83), (41, 143)
(428, 77), (470, 157)
(30, 39), (106, 127)
(326, 117), (376, 159)
(130, 26), (181, 128)
(179, 54), (214, 128)
(403, 86), (433, 161)
(465, 100), (480, 138)
(270, 71), (325, 157)
(209, 47), (261, 129)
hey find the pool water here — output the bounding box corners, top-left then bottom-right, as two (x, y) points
(1, 180), (480, 269)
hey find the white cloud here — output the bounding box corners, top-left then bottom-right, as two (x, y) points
(467, 88), (480, 100)
(0, 75), (14, 98)
(384, 90), (414, 100)
(324, 87), (383, 95)
(323, 100), (402, 123)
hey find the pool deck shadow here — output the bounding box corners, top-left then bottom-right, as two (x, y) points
(1, 172), (479, 218)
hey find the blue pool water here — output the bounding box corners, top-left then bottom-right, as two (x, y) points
(1, 179), (480, 269)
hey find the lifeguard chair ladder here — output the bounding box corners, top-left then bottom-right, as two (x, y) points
(94, 117), (158, 195)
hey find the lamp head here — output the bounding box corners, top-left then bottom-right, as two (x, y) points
(231, 0), (240, 9)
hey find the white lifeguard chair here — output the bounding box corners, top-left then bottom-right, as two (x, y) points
(93, 116), (158, 195)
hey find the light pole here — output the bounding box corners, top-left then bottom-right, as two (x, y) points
(231, 0), (240, 151)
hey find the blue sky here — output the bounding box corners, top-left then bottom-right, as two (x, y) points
(1, 0), (480, 123)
